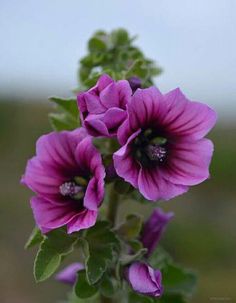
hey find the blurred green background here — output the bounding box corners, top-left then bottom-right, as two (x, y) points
(0, 100), (235, 303)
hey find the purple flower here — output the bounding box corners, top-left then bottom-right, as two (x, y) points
(127, 262), (163, 297)
(113, 87), (217, 201)
(55, 263), (84, 285)
(141, 208), (174, 257)
(77, 74), (132, 137)
(21, 128), (105, 234)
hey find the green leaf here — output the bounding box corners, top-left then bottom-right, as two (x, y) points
(149, 247), (172, 270)
(128, 292), (154, 303)
(82, 221), (120, 285)
(159, 293), (187, 303)
(49, 97), (78, 117)
(25, 227), (44, 249)
(88, 37), (107, 53)
(67, 292), (99, 303)
(117, 214), (142, 240)
(125, 59), (149, 80)
(34, 242), (61, 282)
(49, 112), (79, 131)
(49, 97), (79, 131)
(34, 229), (78, 282)
(110, 28), (129, 46)
(99, 273), (116, 298)
(162, 264), (197, 297)
(74, 271), (98, 299)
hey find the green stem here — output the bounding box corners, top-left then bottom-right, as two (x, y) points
(107, 184), (120, 226)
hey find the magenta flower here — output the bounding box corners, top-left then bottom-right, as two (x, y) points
(113, 87), (217, 201)
(55, 263), (84, 285)
(77, 74), (132, 137)
(21, 128), (105, 234)
(127, 262), (163, 297)
(141, 208), (174, 257)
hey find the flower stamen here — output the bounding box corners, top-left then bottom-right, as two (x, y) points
(59, 182), (83, 199)
(145, 144), (167, 163)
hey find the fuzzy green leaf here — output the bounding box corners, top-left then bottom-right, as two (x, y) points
(74, 271), (98, 299)
(25, 227), (44, 249)
(88, 37), (107, 53)
(49, 97), (79, 131)
(159, 293), (187, 303)
(128, 292), (154, 303)
(49, 97), (78, 117)
(162, 264), (197, 297)
(110, 28), (129, 46)
(99, 273), (117, 298)
(82, 221), (120, 285)
(49, 113), (78, 131)
(34, 229), (78, 282)
(34, 242), (61, 282)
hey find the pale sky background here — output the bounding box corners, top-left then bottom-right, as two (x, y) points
(0, 0), (235, 118)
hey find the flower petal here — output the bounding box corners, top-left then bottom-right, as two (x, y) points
(162, 138), (214, 186)
(30, 196), (78, 233)
(102, 107), (127, 130)
(141, 208), (174, 256)
(21, 157), (63, 197)
(138, 167), (188, 201)
(84, 118), (110, 137)
(100, 82), (120, 108)
(67, 209), (97, 234)
(162, 88), (217, 140)
(55, 262), (84, 285)
(35, 131), (80, 168)
(127, 262), (162, 297)
(113, 130), (141, 188)
(128, 87), (163, 130)
(96, 74), (113, 92)
(84, 176), (104, 211)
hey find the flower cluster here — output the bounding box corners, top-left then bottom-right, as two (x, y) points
(22, 74), (216, 299)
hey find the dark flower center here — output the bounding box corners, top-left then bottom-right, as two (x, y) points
(133, 129), (168, 167)
(59, 176), (88, 200)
